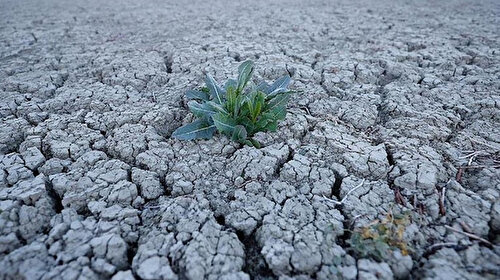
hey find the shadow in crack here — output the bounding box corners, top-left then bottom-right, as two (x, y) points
(236, 230), (276, 280)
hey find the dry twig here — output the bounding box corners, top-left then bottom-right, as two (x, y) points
(456, 168), (464, 182)
(322, 179), (366, 206)
(445, 225), (492, 246)
(394, 188), (406, 206)
(467, 136), (500, 151)
(459, 151), (485, 159)
(459, 165), (500, 169)
(426, 242), (459, 251)
(349, 213), (367, 227)
(439, 186), (446, 216)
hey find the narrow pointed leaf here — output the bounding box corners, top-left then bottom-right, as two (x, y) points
(251, 92), (265, 121)
(205, 74), (225, 104)
(266, 75), (290, 95)
(186, 90), (210, 101)
(255, 81), (270, 92)
(172, 120), (216, 140)
(266, 92), (291, 113)
(237, 60), (254, 91)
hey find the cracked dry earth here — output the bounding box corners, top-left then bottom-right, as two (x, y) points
(1, 0), (499, 279)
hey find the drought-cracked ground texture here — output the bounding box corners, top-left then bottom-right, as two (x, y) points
(1, 0), (499, 279)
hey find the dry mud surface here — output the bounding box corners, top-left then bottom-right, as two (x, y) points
(1, 0), (499, 279)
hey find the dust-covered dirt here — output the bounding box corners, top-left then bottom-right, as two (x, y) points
(1, 0), (499, 279)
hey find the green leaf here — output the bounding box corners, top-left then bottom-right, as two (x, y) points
(225, 79), (237, 91)
(255, 114), (270, 129)
(171, 120), (216, 140)
(244, 81), (257, 94)
(256, 114), (278, 132)
(188, 101), (217, 118)
(243, 139), (253, 146)
(205, 74), (225, 104)
(266, 75), (290, 96)
(264, 93), (291, 120)
(231, 125), (247, 142)
(207, 101), (229, 114)
(269, 106), (287, 120)
(255, 81), (270, 92)
(252, 92), (265, 122)
(186, 89), (210, 101)
(224, 86), (242, 118)
(265, 121), (278, 132)
(212, 112), (236, 135)
(237, 60), (254, 92)
(249, 138), (261, 148)
(244, 91), (266, 123)
(239, 116), (255, 135)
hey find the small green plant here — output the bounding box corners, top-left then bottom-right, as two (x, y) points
(347, 211), (412, 261)
(172, 60), (292, 147)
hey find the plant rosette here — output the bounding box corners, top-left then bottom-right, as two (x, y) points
(172, 60), (293, 148)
